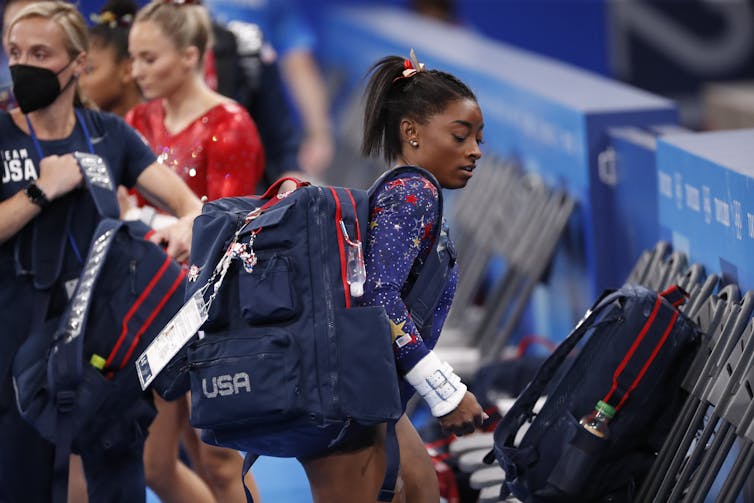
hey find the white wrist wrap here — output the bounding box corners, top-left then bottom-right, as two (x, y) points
(405, 352), (467, 417)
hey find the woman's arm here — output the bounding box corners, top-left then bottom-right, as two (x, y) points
(364, 174), (484, 432)
(135, 161), (203, 262)
(0, 154), (82, 243)
(364, 175), (439, 371)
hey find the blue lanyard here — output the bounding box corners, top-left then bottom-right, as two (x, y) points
(25, 109), (96, 264)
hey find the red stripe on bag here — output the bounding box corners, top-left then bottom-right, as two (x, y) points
(614, 310), (679, 411)
(105, 254), (173, 368)
(602, 296), (662, 405)
(328, 187), (350, 308)
(117, 267), (188, 370)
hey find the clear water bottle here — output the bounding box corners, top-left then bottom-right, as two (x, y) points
(346, 240), (366, 297)
(579, 400), (615, 439)
(340, 220), (366, 297)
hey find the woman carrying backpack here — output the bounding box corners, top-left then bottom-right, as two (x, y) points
(299, 51), (487, 502)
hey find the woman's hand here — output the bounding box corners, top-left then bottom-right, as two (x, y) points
(147, 213), (195, 263)
(36, 154), (83, 200)
(438, 391), (487, 436)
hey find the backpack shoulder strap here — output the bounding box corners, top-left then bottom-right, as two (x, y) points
(368, 166), (452, 334)
(46, 152), (123, 502)
(48, 216), (123, 503)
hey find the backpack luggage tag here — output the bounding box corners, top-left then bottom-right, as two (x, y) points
(135, 226), (244, 390)
(135, 179), (309, 390)
(136, 290), (209, 390)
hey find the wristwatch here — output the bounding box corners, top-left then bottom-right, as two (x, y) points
(25, 182), (50, 208)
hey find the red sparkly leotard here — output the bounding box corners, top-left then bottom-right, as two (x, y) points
(126, 101), (265, 201)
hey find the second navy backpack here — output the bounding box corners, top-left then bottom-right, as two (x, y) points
(485, 284), (702, 503)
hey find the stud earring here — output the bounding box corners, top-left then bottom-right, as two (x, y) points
(410, 140), (419, 148)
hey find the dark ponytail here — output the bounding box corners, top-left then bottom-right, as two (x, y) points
(361, 53), (476, 164)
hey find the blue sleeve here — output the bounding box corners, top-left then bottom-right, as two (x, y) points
(206, 0), (315, 55)
(363, 175), (441, 374)
(95, 112), (155, 188)
(268, 0), (316, 55)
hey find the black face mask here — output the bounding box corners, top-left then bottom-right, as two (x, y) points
(10, 61), (76, 114)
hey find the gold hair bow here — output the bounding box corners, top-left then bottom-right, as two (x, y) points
(393, 48), (426, 83)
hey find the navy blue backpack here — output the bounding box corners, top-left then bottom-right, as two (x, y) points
(179, 166), (453, 501)
(11, 152), (186, 502)
(485, 284), (702, 502)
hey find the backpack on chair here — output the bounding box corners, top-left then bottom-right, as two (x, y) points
(484, 284), (702, 503)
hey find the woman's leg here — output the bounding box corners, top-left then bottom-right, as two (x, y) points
(300, 424), (390, 503)
(300, 414), (439, 503)
(68, 454), (89, 503)
(187, 431), (262, 503)
(395, 414), (440, 503)
(181, 390), (262, 502)
(143, 392), (215, 503)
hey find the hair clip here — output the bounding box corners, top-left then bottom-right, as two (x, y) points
(393, 48), (426, 83)
(89, 11), (133, 28)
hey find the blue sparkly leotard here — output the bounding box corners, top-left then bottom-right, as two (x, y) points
(362, 171), (458, 404)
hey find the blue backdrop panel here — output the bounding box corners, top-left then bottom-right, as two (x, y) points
(659, 129), (754, 292)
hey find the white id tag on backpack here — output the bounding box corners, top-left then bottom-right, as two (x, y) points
(136, 291), (208, 390)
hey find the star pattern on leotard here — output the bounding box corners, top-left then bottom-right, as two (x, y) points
(362, 173), (459, 373)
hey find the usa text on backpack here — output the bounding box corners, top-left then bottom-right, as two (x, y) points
(160, 167), (453, 501)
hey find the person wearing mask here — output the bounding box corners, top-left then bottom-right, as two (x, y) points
(0, 2), (202, 501)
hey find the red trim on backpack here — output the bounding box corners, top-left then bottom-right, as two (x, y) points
(117, 267), (188, 370)
(660, 285), (687, 308)
(328, 187), (350, 308)
(105, 255), (173, 369)
(614, 310), (679, 411)
(602, 295), (681, 411)
(602, 296), (662, 406)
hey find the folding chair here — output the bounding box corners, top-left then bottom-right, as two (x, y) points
(625, 241), (671, 288)
(635, 285), (750, 501)
(444, 158), (522, 343)
(641, 292), (754, 503)
(715, 397), (754, 502)
(474, 184), (575, 365)
(436, 167), (574, 378)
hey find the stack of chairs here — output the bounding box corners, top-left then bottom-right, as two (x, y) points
(436, 156), (575, 379)
(446, 241), (750, 502)
(636, 272), (754, 502)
